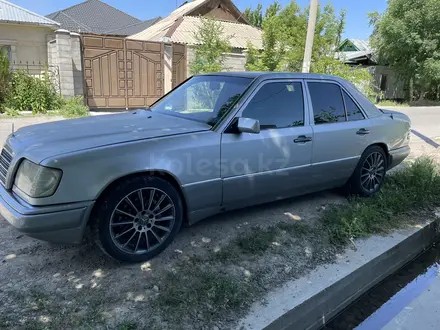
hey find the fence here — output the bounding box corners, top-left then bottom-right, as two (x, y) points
(10, 61), (61, 95)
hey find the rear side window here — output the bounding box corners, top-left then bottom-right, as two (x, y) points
(242, 82), (304, 129)
(308, 82), (346, 124)
(343, 90), (365, 121)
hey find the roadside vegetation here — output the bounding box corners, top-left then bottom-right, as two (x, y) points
(376, 100), (409, 107)
(370, 0), (440, 103)
(0, 52), (88, 119)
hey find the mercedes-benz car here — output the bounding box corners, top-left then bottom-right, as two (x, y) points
(0, 72), (411, 262)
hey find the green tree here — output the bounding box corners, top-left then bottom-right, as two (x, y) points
(189, 17), (231, 75)
(369, 0), (440, 100)
(246, 1), (345, 71)
(0, 51), (11, 108)
(243, 4), (263, 28)
(245, 1), (373, 97)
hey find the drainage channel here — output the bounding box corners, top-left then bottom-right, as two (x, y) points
(322, 242), (440, 330)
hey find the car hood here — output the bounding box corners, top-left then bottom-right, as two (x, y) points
(7, 111), (211, 163)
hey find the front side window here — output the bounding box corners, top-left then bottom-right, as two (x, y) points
(241, 82), (304, 129)
(343, 90), (365, 121)
(151, 75), (252, 126)
(308, 82), (346, 124)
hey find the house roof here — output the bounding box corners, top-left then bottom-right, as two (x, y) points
(0, 0), (59, 27)
(339, 38), (371, 52)
(129, 0), (262, 49)
(336, 38), (375, 64)
(337, 50), (373, 63)
(105, 17), (162, 36)
(46, 0), (159, 35)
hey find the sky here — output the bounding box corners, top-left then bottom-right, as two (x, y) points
(12, 0), (387, 40)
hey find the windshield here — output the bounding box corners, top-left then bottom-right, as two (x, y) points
(151, 75), (253, 126)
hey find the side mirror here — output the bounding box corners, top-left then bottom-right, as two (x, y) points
(237, 117), (260, 134)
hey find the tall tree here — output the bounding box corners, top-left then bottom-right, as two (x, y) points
(245, 1), (374, 98)
(190, 17), (231, 75)
(243, 4), (263, 28)
(369, 0), (440, 100)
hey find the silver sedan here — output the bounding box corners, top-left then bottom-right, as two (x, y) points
(0, 72), (411, 262)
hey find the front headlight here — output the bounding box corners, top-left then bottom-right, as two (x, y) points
(14, 159), (62, 198)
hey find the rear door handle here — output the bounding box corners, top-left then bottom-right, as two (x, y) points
(294, 135), (313, 143)
(356, 128), (370, 135)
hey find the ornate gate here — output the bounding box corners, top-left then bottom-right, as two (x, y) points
(172, 43), (187, 88)
(82, 35), (167, 109)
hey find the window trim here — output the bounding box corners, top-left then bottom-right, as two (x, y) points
(341, 88), (366, 122)
(305, 79), (367, 125)
(223, 78), (309, 132)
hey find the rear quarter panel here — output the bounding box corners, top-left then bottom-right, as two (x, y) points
(370, 114), (411, 151)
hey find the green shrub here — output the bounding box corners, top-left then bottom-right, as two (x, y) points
(8, 69), (62, 114)
(3, 106), (20, 117)
(376, 100), (409, 107)
(0, 51), (11, 111)
(57, 96), (89, 118)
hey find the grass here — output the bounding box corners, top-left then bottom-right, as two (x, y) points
(213, 221), (315, 262)
(323, 158), (440, 245)
(156, 266), (256, 327)
(376, 100), (409, 107)
(56, 96), (89, 118)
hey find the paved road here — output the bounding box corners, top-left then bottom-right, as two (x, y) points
(395, 106), (440, 142)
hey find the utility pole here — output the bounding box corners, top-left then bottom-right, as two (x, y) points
(302, 0), (319, 73)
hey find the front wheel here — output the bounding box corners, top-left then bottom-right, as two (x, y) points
(92, 176), (183, 262)
(348, 146), (387, 197)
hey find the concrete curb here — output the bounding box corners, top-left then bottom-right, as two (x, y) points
(264, 218), (440, 330)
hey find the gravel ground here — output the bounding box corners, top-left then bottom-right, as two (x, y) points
(0, 114), (438, 329)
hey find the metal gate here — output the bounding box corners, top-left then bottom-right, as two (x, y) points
(172, 43), (187, 88)
(83, 35), (169, 109)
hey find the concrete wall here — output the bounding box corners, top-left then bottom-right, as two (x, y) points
(47, 30), (84, 98)
(186, 46), (247, 77)
(0, 23), (54, 64)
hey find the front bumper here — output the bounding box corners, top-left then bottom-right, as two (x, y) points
(388, 145), (411, 170)
(0, 184), (94, 244)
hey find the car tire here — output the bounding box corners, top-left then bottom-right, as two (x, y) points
(348, 145), (388, 197)
(92, 175), (183, 262)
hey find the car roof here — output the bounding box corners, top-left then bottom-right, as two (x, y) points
(202, 71), (344, 81)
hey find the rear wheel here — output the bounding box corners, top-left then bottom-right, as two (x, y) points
(92, 176), (183, 262)
(348, 146), (387, 197)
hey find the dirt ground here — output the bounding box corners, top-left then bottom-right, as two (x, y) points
(0, 115), (438, 329)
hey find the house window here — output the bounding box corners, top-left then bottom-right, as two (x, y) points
(0, 45), (11, 61)
(380, 74), (388, 92)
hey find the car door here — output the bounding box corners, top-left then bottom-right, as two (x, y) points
(305, 80), (374, 189)
(220, 80), (314, 209)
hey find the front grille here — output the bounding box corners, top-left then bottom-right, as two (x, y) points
(0, 147), (13, 186)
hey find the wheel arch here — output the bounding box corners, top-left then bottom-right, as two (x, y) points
(89, 170), (189, 225)
(366, 142), (390, 167)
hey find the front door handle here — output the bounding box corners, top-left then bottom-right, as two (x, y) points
(294, 135), (313, 143)
(356, 128), (370, 135)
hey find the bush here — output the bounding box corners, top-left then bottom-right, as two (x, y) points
(8, 69), (62, 114)
(0, 51), (11, 111)
(57, 96), (89, 118)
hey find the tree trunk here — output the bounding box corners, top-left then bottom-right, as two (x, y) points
(409, 78), (414, 102)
